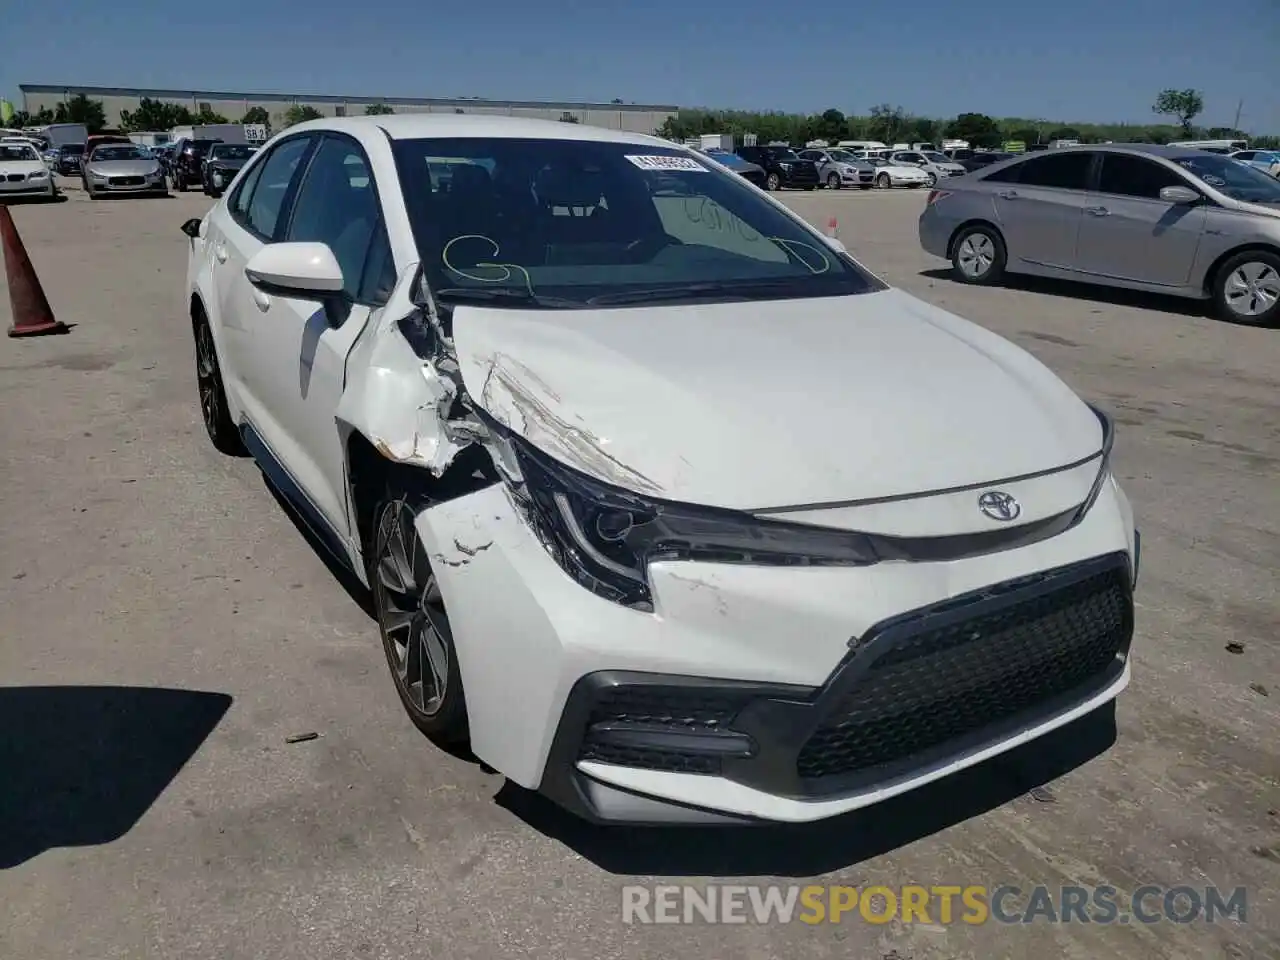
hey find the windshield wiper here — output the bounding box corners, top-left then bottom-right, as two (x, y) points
(432, 287), (581, 308)
(587, 279), (808, 306)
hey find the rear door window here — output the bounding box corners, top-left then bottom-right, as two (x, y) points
(1004, 152), (1094, 190)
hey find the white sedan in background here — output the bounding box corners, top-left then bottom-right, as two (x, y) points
(866, 155), (931, 189)
(183, 114), (1138, 825)
(0, 140), (57, 200)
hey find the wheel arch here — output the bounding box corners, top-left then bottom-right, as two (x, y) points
(947, 219), (1005, 260)
(1202, 242), (1280, 296)
(344, 429), (499, 573)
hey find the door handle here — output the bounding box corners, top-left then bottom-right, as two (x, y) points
(997, 190), (1019, 200)
(251, 289), (272, 311)
(1086, 206), (1110, 216)
(214, 243), (228, 263)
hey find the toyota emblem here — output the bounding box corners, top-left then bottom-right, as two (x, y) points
(978, 490), (1021, 522)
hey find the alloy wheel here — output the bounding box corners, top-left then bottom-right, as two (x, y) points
(1223, 261), (1280, 319)
(373, 500), (451, 718)
(195, 321), (222, 434)
(957, 233), (996, 279)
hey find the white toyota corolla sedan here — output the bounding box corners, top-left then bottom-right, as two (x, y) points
(183, 114), (1139, 825)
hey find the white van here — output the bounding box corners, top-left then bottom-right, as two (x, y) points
(836, 140), (888, 152)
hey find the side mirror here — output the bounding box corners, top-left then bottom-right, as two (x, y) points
(1159, 185), (1200, 204)
(181, 217), (204, 239)
(244, 242), (345, 299)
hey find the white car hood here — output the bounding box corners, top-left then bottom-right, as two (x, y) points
(883, 164), (926, 177)
(0, 160), (47, 177)
(453, 289), (1103, 510)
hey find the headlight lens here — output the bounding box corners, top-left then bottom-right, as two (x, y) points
(31, 170), (48, 179)
(487, 419), (878, 611)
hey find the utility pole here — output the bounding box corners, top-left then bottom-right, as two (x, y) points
(1233, 99), (1244, 131)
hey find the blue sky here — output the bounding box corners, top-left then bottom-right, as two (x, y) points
(3, 0), (1276, 132)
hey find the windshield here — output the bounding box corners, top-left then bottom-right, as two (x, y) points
(210, 144), (254, 160)
(91, 145), (145, 161)
(923, 151), (951, 164)
(0, 143), (40, 161)
(392, 137), (881, 309)
(829, 150), (861, 163)
(1174, 153), (1280, 203)
(766, 148), (800, 161)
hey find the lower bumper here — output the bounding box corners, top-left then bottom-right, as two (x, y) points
(540, 552), (1133, 824)
(918, 208), (953, 259)
(414, 477), (1137, 824)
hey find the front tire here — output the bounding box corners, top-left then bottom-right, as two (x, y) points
(950, 224), (1007, 285)
(370, 495), (470, 746)
(1213, 250), (1280, 327)
(193, 313), (245, 454)
(826, 172), (841, 189)
(765, 172), (781, 191)
(877, 173), (891, 189)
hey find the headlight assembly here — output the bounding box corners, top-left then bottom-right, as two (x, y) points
(485, 417), (878, 612)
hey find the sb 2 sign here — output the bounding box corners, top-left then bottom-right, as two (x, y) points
(244, 123), (269, 143)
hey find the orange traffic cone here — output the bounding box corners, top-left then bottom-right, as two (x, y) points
(826, 216), (839, 239)
(2, 205), (68, 338)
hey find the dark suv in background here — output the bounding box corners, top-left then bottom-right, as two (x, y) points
(170, 138), (222, 191)
(54, 143), (85, 176)
(735, 145), (820, 191)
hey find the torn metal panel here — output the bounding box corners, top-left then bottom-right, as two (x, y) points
(474, 350), (663, 495)
(335, 271), (489, 475)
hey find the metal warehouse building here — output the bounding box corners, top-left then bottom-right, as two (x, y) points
(19, 84), (679, 135)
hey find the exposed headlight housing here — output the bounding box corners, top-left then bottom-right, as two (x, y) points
(483, 417), (877, 611)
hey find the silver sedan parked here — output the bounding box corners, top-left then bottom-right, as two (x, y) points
(83, 143), (168, 199)
(919, 144), (1280, 327)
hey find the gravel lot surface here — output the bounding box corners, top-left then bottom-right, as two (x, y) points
(2, 178), (1276, 960)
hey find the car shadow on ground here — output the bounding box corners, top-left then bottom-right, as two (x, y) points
(918, 267), (1210, 319)
(0, 685), (232, 869)
(496, 704), (1117, 877)
(0, 194), (67, 205)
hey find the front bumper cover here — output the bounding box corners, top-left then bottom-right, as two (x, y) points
(539, 551), (1134, 824)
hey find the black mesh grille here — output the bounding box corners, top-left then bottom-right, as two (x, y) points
(578, 687), (746, 775)
(111, 176), (145, 186)
(797, 565), (1130, 781)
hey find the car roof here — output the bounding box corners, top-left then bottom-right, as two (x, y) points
(284, 113), (675, 149)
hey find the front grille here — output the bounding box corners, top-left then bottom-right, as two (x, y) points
(110, 176), (145, 186)
(797, 565), (1130, 781)
(578, 686), (746, 774)
(5, 174), (23, 183)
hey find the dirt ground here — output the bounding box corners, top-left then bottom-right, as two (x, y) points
(1, 177), (1277, 960)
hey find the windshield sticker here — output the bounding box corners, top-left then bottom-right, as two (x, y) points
(626, 154), (708, 173)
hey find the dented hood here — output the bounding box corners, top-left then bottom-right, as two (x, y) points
(453, 289), (1103, 511)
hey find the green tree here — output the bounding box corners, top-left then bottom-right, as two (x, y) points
(241, 106), (270, 125)
(1009, 126), (1041, 146)
(119, 96), (193, 132)
(53, 94), (107, 133)
(364, 103), (395, 115)
(908, 117), (943, 145)
(947, 112), (1002, 148)
(813, 108), (848, 143)
(867, 104), (908, 144)
(283, 104), (324, 127)
(193, 107), (229, 124)
(1152, 88), (1203, 136)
